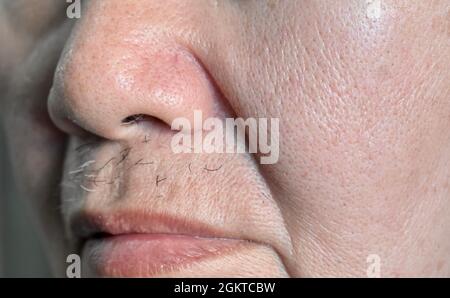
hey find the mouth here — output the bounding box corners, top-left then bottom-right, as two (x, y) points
(70, 211), (252, 277)
(62, 138), (292, 277)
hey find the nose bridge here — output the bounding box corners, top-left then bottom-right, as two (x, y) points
(48, 4), (221, 140)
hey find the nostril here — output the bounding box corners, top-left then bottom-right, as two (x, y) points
(121, 114), (147, 126)
(120, 114), (173, 133)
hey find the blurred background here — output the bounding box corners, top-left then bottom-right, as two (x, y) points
(0, 126), (51, 277)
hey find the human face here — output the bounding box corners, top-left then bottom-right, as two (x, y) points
(1, 0), (449, 277)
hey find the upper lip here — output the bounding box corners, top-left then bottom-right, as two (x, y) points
(69, 209), (240, 244)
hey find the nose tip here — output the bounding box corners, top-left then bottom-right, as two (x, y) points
(48, 39), (223, 140)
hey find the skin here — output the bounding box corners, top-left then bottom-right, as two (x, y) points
(0, 0), (449, 277)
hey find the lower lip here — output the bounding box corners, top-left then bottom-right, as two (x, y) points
(82, 234), (245, 277)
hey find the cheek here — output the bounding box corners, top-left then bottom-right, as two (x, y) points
(3, 58), (67, 231)
(2, 63), (72, 275)
(234, 1), (450, 192)
(0, 22), (75, 274)
(3, 20), (75, 201)
(298, 2), (449, 189)
(223, 2), (450, 275)
(213, 2), (450, 261)
(5, 105), (66, 197)
(4, 64), (65, 200)
(3, 104), (71, 275)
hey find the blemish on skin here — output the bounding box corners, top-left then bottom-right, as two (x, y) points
(366, 0), (382, 20)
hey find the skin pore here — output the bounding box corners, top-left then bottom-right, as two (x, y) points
(0, 0), (449, 277)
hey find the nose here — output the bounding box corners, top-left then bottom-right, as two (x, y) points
(48, 2), (224, 141)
